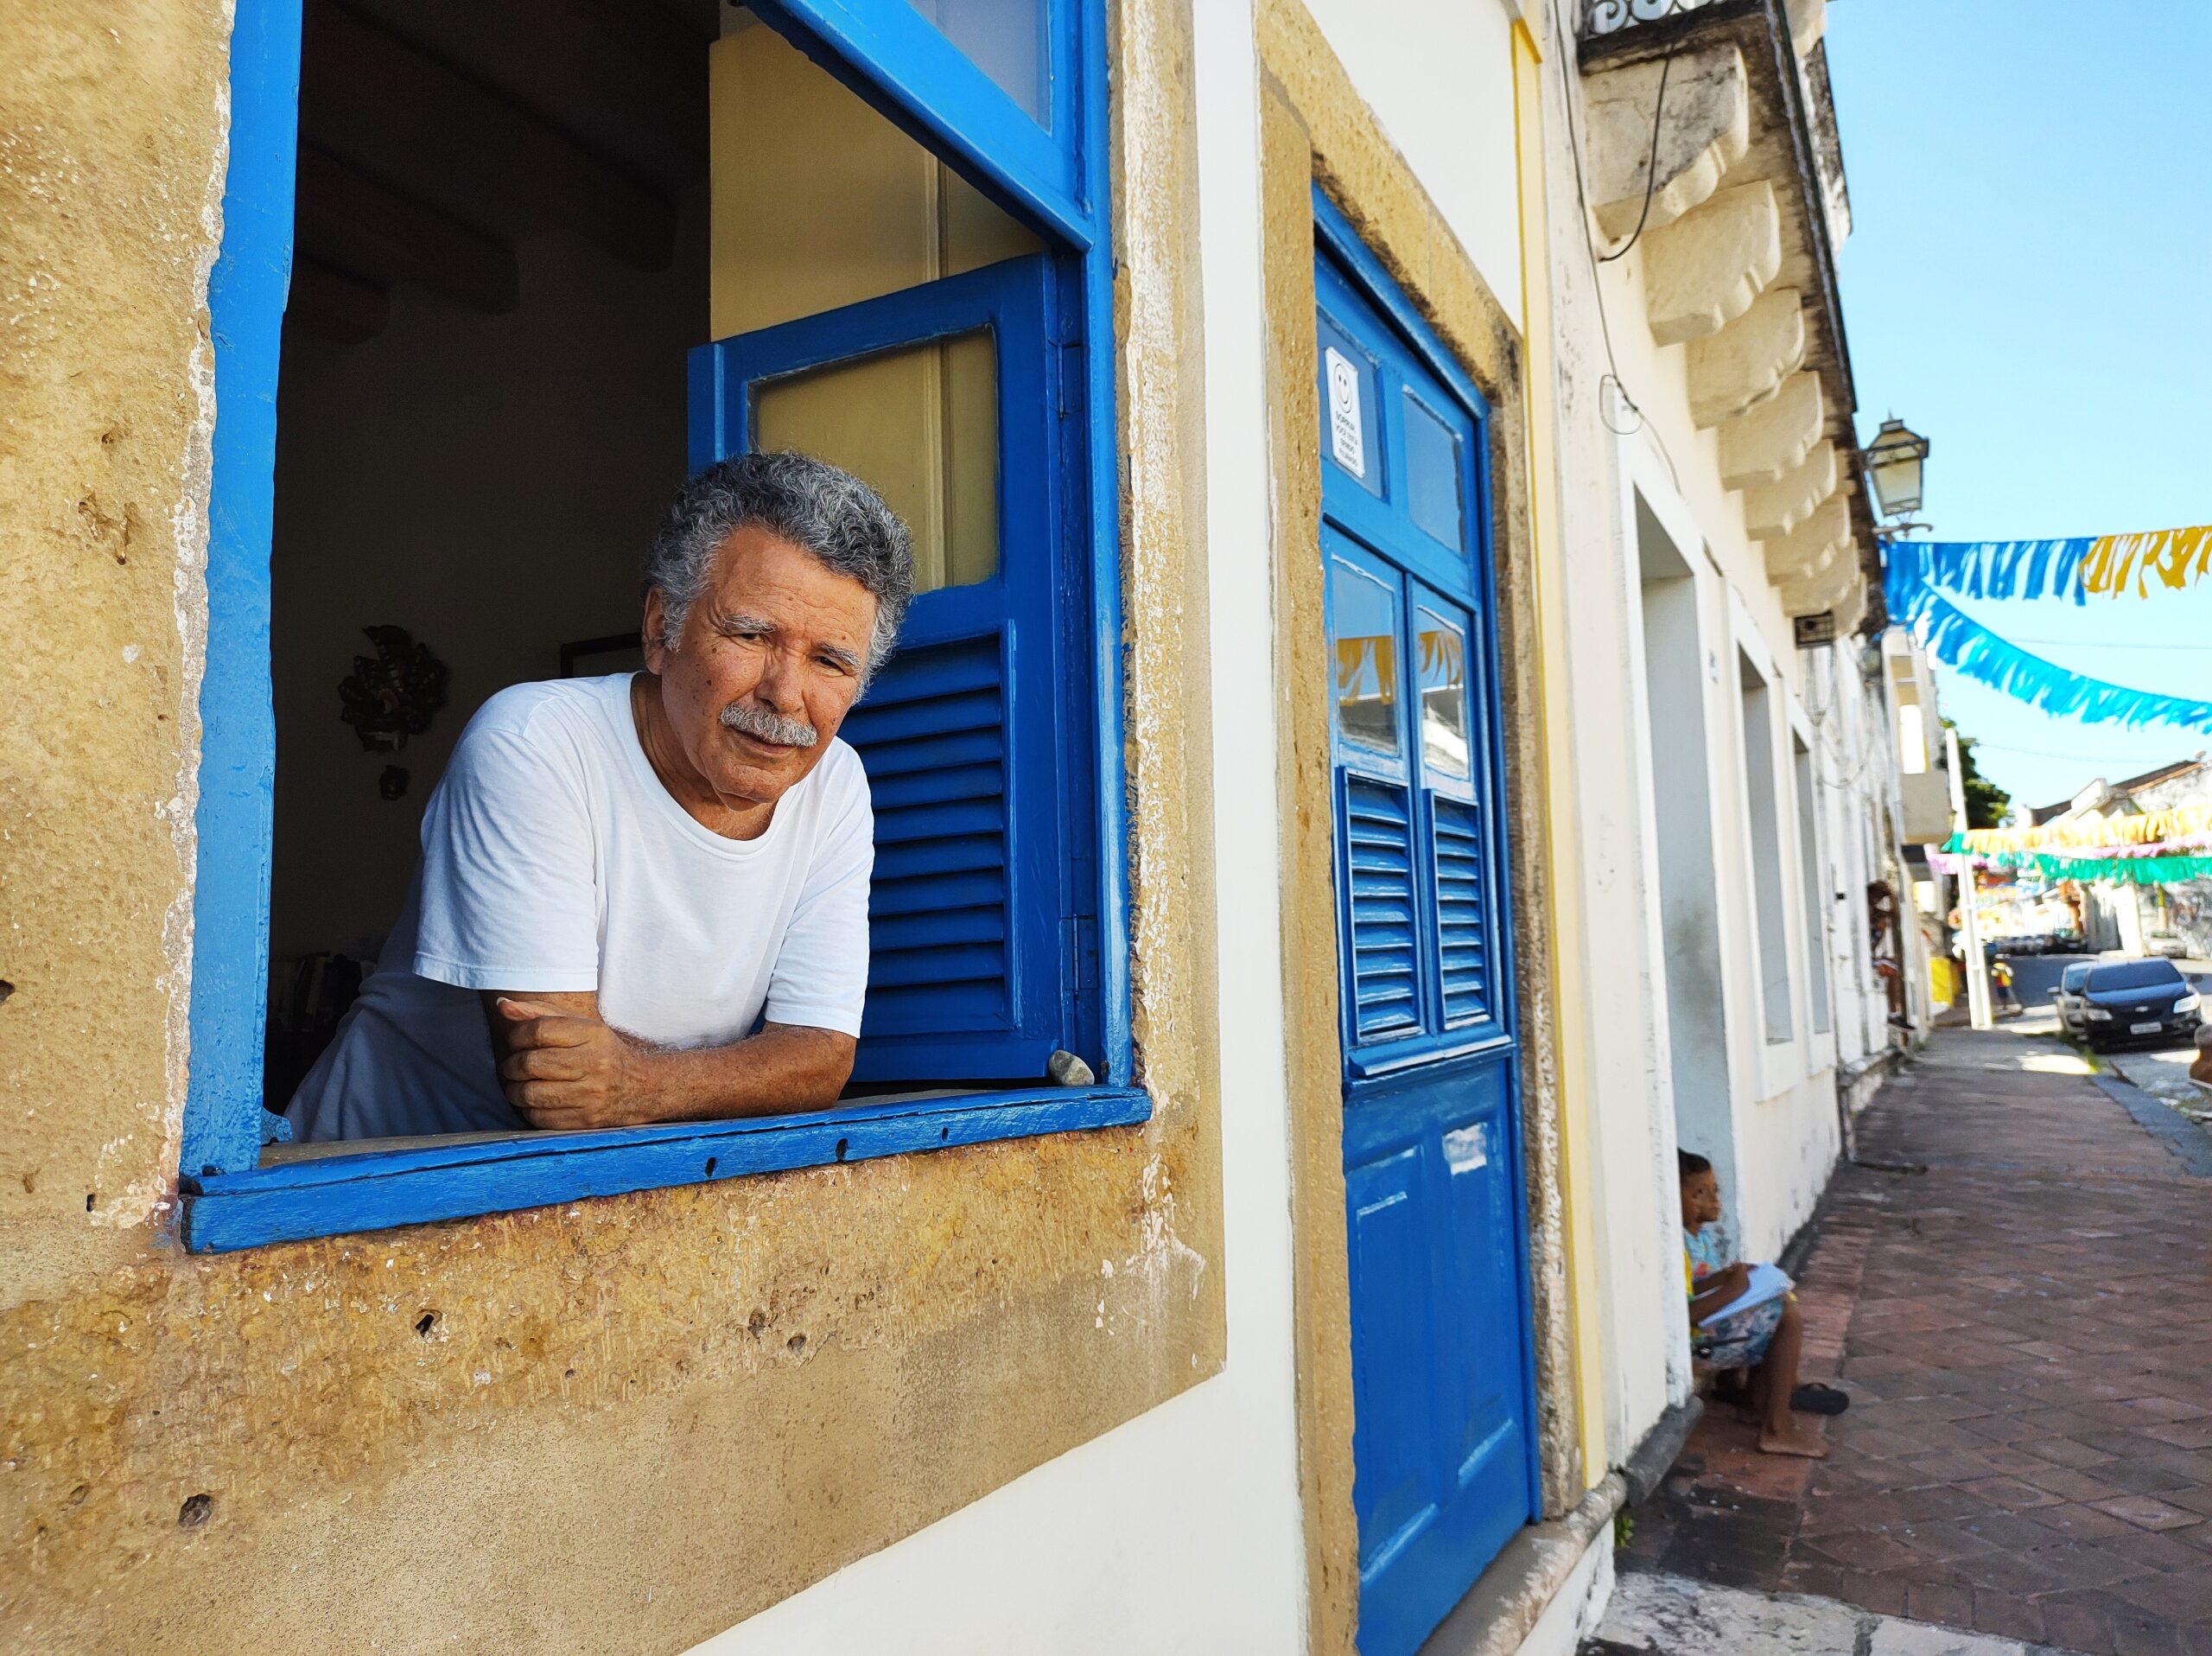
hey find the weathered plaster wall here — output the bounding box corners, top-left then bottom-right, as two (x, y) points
(0, 4), (1230, 1651)
(1, 0), (229, 1303)
(1258, 69), (1362, 1656)
(1251, 9), (1584, 1652)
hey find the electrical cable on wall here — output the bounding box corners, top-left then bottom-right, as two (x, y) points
(1548, 0), (1691, 484)
(1597, 33), (1681, 264)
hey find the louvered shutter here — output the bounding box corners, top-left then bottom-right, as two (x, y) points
(841, 633), (1012, 1034)
(1344, 777), (1421, 1040)
(688, 255), (1089, 1084)
(1431, 795), (1490, 1028)
(1326, 531), (1505, 1064)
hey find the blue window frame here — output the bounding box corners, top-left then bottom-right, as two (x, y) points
(179, 0), (1138, 1252)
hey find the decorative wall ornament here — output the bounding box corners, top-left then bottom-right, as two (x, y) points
(338, 625), (448, 753)
(1586, 0), (1704, 37)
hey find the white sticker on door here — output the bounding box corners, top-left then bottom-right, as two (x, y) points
(1325, 347), (1366, 478)
(1442, 1123), (1490, 1175)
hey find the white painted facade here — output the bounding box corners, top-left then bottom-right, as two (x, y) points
(696, 0), (1919, 1650)
(1529, 0), (1916, 1499)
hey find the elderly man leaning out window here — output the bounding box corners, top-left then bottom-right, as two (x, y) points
(285, 452), (914, 1142)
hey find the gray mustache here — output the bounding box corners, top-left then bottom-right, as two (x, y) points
(720, 700), (818, 748)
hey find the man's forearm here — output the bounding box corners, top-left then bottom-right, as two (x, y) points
(632, 1023), (855, 1123)
(485, 991), (856, 1130)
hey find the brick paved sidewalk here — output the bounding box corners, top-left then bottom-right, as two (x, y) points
(1619, 1028), (2212, 1656)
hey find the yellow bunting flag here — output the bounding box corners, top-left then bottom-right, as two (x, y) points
(2079, 523), (2212, 598)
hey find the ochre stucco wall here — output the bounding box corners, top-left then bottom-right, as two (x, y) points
(1, 0), (226, 1297)
(0, 3), (1225, 1651)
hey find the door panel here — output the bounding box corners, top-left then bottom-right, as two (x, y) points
(1319, 213), (1535, 1656)
(1435, 1080), (1525, 1488)
(1345, 1143), (1440, 1569)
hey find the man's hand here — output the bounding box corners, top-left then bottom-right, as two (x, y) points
(493, 997), (660, 1131)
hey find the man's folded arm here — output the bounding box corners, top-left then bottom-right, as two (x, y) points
(481, 990), (856, 1131)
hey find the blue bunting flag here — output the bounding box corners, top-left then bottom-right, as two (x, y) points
(1888, 587), (2212, 735)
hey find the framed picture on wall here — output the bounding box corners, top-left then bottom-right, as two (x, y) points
(559, 634), (646, 678)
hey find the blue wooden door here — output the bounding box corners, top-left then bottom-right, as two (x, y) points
(1317, 207), (1538, 1656)
(689, 254), (1101, 1086)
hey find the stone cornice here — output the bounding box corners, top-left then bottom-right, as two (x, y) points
(1580, 0), (1885, 633)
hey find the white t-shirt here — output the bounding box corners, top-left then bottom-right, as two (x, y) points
(285, 674), (874, 1142)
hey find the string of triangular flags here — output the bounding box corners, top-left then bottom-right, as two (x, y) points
(1932, 802), (2212, 882)
(1884, 525), (2212, 735)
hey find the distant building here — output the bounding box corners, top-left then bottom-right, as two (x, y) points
(2031, 758), (2212, 956)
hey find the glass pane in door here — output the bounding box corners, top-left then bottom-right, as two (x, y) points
(1331, 555), (1402, 755)
(1414, 606), (1470, 779)
(1402, 392), (1465, 553)
(904, 0), (1050, 124)
(753, 329), (1001, 593)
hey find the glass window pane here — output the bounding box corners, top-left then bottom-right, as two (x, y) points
(1416, 607), (1470, 779)
(1404, 392), (1465, 551)
(905, 0), (1051, 125)
(709, 23), (1040, 338)
(1317, 315), (1382, 498)
(754, 330), (1000, 594)
(1331, 557), (1400, 754)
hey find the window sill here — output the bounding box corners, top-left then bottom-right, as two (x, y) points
(179, 1086), (1152, 1252)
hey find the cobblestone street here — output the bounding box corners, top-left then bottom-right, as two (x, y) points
(1604, 1027), (2212, 1655)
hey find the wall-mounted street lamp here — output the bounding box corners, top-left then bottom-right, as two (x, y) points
(1863, 417), (1930, 522)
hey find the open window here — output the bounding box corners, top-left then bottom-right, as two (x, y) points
(181, 0), (1134, 1250)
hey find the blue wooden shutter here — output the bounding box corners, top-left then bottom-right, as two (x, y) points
(1344, 776), (1421, 1041)
(1327, 530), (1427, 1054)
(1430, 796), (1489, 1025)
(839, 634), (1012, 1034)
(689, 255), (1091, 1083)
(1411, 586), (1496, 1036)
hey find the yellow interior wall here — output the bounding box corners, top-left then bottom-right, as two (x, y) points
(754, 331), (1001, 593)
(708, 25), (1039, 339)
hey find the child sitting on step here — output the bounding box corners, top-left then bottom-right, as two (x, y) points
(1679, 1150), (1845, 1458)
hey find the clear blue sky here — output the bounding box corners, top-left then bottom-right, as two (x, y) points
(1825, 3), (2212, 818)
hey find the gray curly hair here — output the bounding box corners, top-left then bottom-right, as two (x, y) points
(645, 451), (914, 679)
